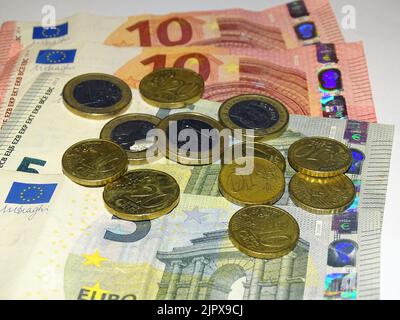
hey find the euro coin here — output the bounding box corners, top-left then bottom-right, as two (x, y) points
(218, 94), (289, 141)
(100, 113), (161, 164)
(219, 157), (285, 206)
(139, 68), (204, 109)
(103, 169), (180, 221)
(223, 142), (286, 172)
(62, 73), (132, 118)
(289, 173), (356, 214)
(157, 112), (226, 165)
(288, 137), (352, 177)
(228, 205), (300, 259)
(62, 139), (128, 187)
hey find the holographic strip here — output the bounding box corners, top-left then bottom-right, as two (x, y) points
(323, 121), (368, 300)
(287, 0), (309, 18)
(344, 121), (369, 145)
(317, 43), (338, 63)
(331, 179), (361, 234)
(316, 43), (349, 119)
(287, 1), (320, 45)
(321, 95), (348, 119)
(324, 273), (357, 300)
(331, 211), (357, 234)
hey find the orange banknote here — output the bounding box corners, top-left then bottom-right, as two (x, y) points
(115, 43), (374, 121)
(0, 42), (375, 125)
(0, 0), (342, 67)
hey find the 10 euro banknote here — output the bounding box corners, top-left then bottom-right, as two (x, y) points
(0, 41), (376, 127)
(0, 0), (342, 64)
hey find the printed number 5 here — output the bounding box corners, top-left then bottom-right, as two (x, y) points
(17, 157), (47, 174)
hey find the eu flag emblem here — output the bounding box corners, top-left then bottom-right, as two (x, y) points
(32, 22), (68, 39)
(36, 49), (76, 64)
(5, 182), (58, 204)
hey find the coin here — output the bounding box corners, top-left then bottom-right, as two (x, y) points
(219, 157), (285, 206)
(62, 139), (128, 187)
(218, 94), (289, 141)
(228, 205), (300, 259)
(223, 142), (286, 172)
(288, 137), (352, 177)
(103, 169), (180, 221)
(158, 112), (226, 165)
(139, 68), (204, 109)
(100, 113), (161, 164)
(62, 73), (132, 118)
(289, 173), (356, 214)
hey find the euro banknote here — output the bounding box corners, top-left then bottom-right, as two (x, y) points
(0, 71), (393, 299)
(0, 72), (392, 211)
(0, 0), (342, 66)
(0, 170), (387, 300)
(0, 41), (376, 127)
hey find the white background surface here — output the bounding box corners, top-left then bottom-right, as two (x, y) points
(0, 0), (399, 300)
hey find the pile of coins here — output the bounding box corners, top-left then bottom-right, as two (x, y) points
(288, 137), (356, 214)
(61, 68), (355, 261)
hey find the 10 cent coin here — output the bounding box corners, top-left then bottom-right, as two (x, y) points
(219, 157), (285, 206)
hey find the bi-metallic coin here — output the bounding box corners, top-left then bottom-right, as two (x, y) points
(218, 94), (289, 141)
(157, 112), (226, 165)
(62, 73), (132, 118)
(100, 113), (161, 164)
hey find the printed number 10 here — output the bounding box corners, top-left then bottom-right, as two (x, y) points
(127, 18), (193, 46)
(140, 53), (211, 81)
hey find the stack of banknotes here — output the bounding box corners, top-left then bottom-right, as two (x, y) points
(0, 0), (394, 300)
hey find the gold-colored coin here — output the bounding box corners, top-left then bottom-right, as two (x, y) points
(229, 205), (300, 259)
(223, 142), (286, 172)
(158, 112), (226, 165)
(218, 94), (289, 141)
(288, 137), (352, 177)
(139, 68), (204, 109)
(62, 139), (128, 187)
(289, 173), (356, 215)
(100, 113), (161, 164)
(103, 169), (180, 221)
(219, 157), (285, 206)
(62, 73), (132, 119)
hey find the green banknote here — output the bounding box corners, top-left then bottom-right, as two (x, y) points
(0, 72), (394, 300)
(0, 170), (387, 300)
